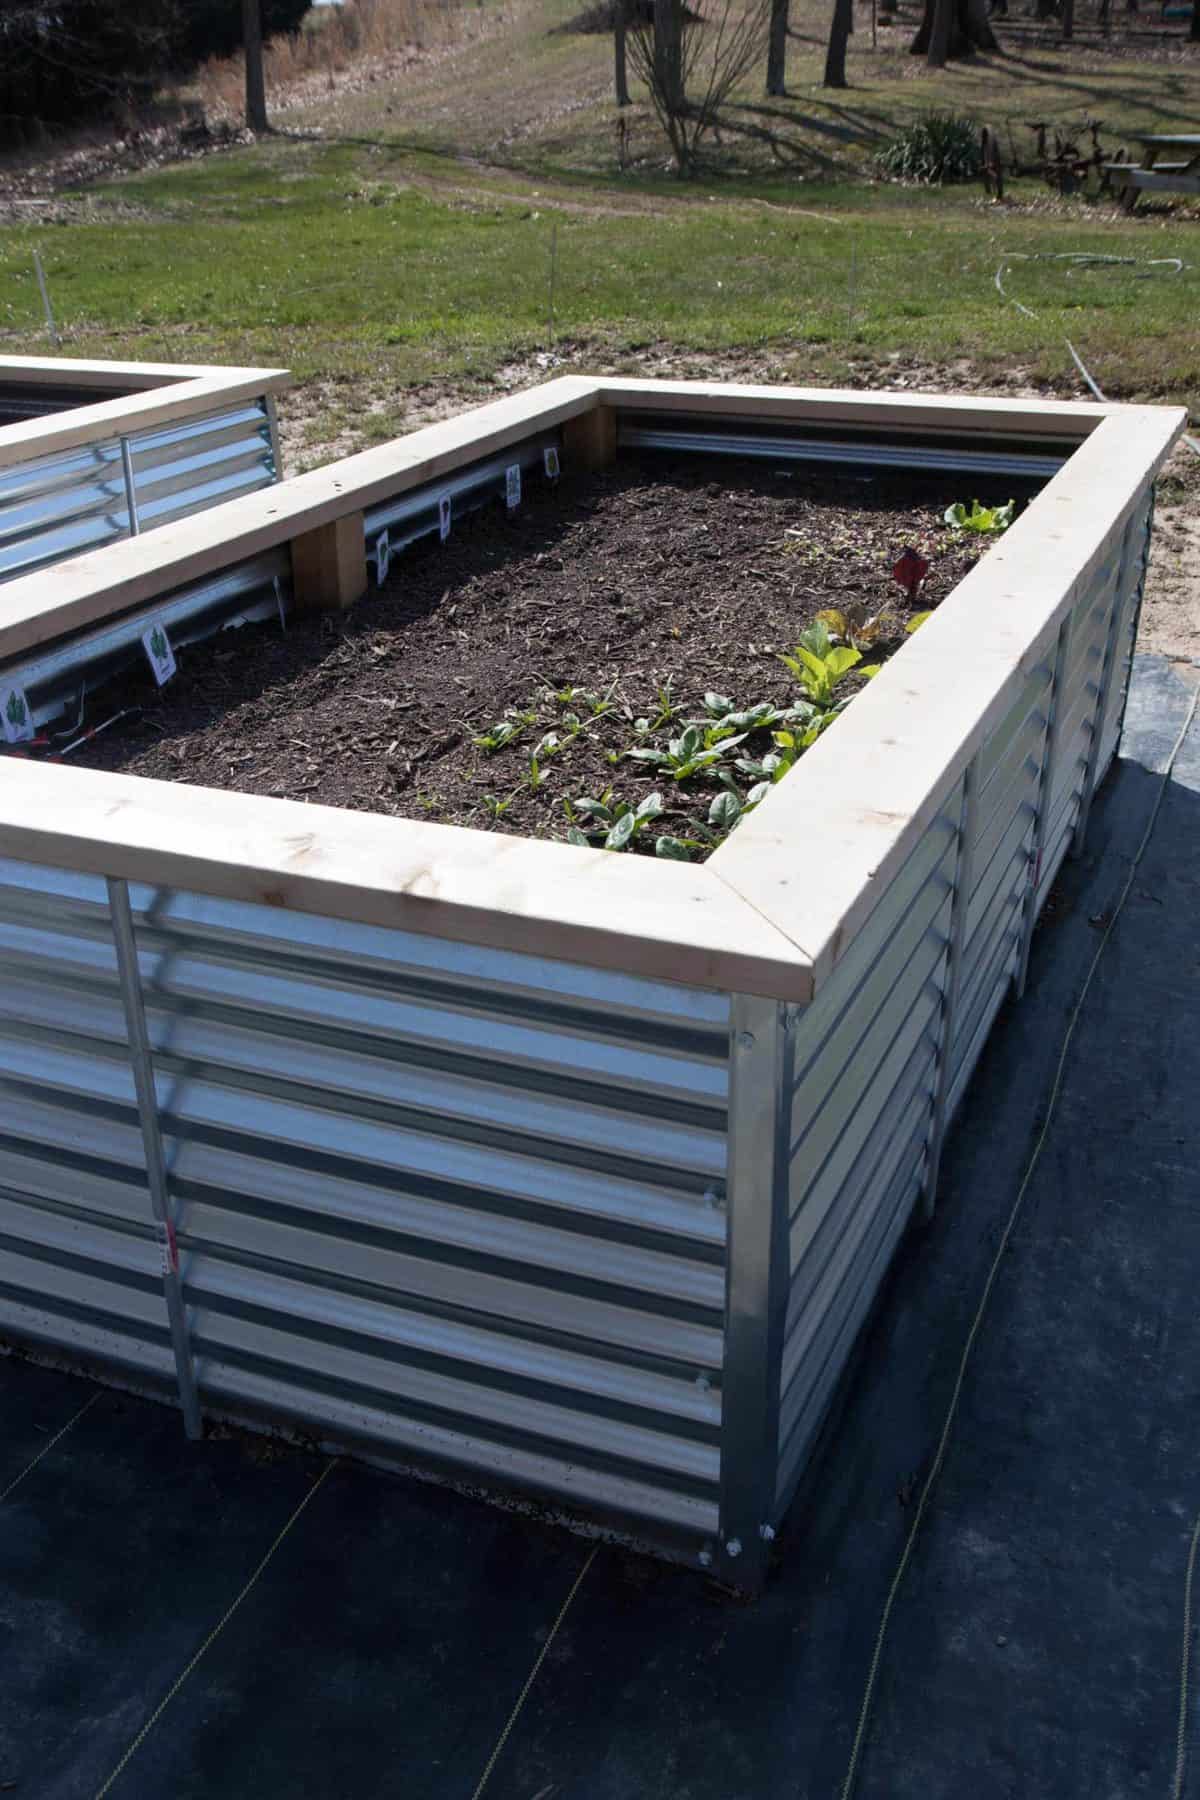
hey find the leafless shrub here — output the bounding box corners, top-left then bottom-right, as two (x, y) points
(626, 0), (770, 175)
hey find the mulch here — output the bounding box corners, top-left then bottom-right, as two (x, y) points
(72, 455), (1003, 854)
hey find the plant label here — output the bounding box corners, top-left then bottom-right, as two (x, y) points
(505, 464), (521, 511)
(373, 529), (391, 584)
(438, 494), (452, 542)
(543, 445), (561, 481)
(1, 684), (33, 744)
(142, 622), (177, 686)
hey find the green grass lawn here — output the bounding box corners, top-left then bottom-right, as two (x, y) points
(1, 0), (1197, 458)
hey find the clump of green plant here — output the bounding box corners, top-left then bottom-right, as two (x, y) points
(779, 620), (878, 708)
(564, 789), (664, 851)
(473, 707), (538, 754)
(814, 605), (902, 654)
(875, 112), (981, 186)
(624, 721), (748, 782)
(944, 498), (1015, 535)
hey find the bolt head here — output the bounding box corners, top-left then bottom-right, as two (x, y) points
(758, 1523), (776, 1542)
(698, 1548), (713, 1568)
(737, 1031), (755, 1050)
(725, 1537), (742, 1558)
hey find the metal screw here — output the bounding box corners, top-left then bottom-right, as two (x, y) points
(758, 1523), (776, 1542)
(698, 1548), (713, 1568)
(725, 1537), (742, 1558)
(695, 1372), (711, 1392)
(737, 1031), (755, 1050)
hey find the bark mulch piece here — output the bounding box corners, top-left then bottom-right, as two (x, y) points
(72, 456), (1009, 855)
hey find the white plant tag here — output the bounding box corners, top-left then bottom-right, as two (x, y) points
(142, 622), (177, 686)
(1, 684), (34, 744)
(373, 529), (391, 584)
(438, 494), (452, 542)
(543, 445), (560, 481)
(505, 464), (521, 511)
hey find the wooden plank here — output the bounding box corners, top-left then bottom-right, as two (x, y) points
(0, 365), (292, 472)
(593, 377), (1114, 442)
(710, 406), (1185, 990)
(0, 759), (814, 1004)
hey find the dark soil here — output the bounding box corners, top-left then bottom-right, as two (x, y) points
(72, 457), (1005, 854)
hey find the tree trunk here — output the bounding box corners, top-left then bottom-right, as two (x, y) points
(824, 0), (853, 86)
(910, 0), (997, 55)
(1061, 0), (1074, 38)
(927, 0), (952, 62)
(1191, 0), (1200, 41)
(615, 0), (630, 105)
(654, 0), (685, 114)
(243, 0), (268, 133)
(766, 0), (789, 94)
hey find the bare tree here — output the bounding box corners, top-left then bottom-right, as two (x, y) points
(628, 0), (770, 174)
(824, 0), (853, 83)
(243, 0), (268, 132)
(615, 0), (631, 105)
(1191, 0), (1199, 42)
(766, 0), (789, 94)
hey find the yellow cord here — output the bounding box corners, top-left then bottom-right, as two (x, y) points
(1172, 1509), (1200, 1800)
(0, 1390), (99, 1506)
(93, 1458), (339, 1800)
(841, 679), (1200, 1800)
(470, 1542), (599, 1800)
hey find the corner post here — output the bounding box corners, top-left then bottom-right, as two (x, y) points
(1016, 613), (1073, 999)
(562, 405), (617, 472)
(716, 993), (793, 1593)
(290, 511), (368, 613)
(920, 750), (982, 1221)
(107, 878), (202, 1440)
(264, 391), (284, 480)
(1071, 511), (1136, 857)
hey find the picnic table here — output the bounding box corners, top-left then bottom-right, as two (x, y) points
(1106, 133), (1200, 210)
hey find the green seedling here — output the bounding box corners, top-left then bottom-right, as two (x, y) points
(625, 722), (747, 782)
(473, 709), (537, 754)
(779, 621), (870, 708)
(564, 789), (665, 851)
(944, 498), (1015, 535)
(654, 834), (707, 862)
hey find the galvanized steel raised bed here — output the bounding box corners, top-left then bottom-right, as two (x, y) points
(0, 356), (287, 584)
(0, 376), (1181, 1590)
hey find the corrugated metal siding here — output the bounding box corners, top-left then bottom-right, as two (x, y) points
(773, 801), (959, 1508)
(769, 494), (1155, 1527)
(0, 399), (277, 583)
(0, 857), (729, 1545)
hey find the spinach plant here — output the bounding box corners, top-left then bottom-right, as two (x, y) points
(779, 620), (872, 707)
(944, 498), (1015, 535)
(564, 789), (665, 851)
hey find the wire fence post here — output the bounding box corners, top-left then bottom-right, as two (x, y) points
(921, 749), (982, 1220)
(107, 877), (202, 1440)
(32, 249), (60, 347)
